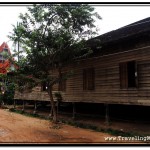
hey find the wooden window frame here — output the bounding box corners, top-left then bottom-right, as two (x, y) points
(83, 68), (95, 91)
(119, 61), (138, 89)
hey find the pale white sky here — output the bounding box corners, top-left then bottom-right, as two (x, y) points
(0, 6), (28, 47)
(0, 5), (150, 49)
(94, 5), (150, 34)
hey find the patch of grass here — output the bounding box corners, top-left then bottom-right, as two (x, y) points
(59, 118), (141, 137)
(9, 108), (48, 120)
(106, 128), (135, 137)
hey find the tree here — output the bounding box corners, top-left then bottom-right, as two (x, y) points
(0, 74), (15, 107)
(9, 4), (101, 123)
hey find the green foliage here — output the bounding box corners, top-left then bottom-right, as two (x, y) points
(3, 82), (15, 105)
(9, 108), (49, 120)
(54, 92), (62, 101)
(8, 4), (101, 122)
(0, 75), (15, 105)
(9, 4), (101, 79)
(60, 119), (140, 137)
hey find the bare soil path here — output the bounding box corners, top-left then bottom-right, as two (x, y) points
(0, 109), (112, 144)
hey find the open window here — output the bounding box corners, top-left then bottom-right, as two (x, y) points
(83, 68), (95, 90)
(119, 61), (138, 88)
(41, 81), (47, 91)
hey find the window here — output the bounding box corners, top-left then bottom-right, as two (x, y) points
(41, 82), (47, 91)
(83, 68), (95, 90)
(3, 48), (8, 52)
(0, 55), (3, 60)
(59, 73), (66, 91)
(119, 61), (138, 88)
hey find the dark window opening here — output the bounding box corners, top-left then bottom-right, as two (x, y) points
(120, 61), (137, 88)
(0, 55), (5, 61)
(41, 82), (47, 91)
(83, 68), (95, 90)
(127, 61), (136, 87)
(3, 48), (8, 52)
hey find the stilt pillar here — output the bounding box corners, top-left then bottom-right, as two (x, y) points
(72, 102), (76, 119)
(57, 101), (59, 114)
(105, 104), (110, 125)
(33, 101), (37, 114)
(14, 99), (16, 109)
(48, 103), (53, 118)
(22, 100), (25, 112)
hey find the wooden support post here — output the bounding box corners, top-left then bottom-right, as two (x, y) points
(13, 100), (15, 109)
(105, 104), (110, 125)
(57, 101), (59, 114)
(33, 101), (37, 114)
(48, 103), (53, 118)
(72, 102), (76, 119)
(22, 100), (25, 112)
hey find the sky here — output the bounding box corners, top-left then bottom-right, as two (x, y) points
(1, 4), (150, 49)
(0, 6), (28, 47)
(94, 5), (150, 34)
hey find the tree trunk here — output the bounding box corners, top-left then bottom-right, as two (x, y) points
(58, 67), (62, 91)
(47, 86), (57, 123)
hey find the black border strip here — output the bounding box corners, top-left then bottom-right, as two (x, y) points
(0, 3), (150, 6)
(0, 2), (150, 4)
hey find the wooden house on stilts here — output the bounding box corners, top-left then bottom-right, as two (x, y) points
(14, 17), (150, 122)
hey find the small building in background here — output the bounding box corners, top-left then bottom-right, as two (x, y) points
(0, 42), (16, 74)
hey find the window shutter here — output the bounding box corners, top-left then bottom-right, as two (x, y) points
(83, 68), (95, 90)
(88, 68), (95, 90)
(120, 62), (128, 88)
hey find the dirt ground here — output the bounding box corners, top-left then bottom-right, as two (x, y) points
(0, 109), (113, 144)
(19, 104), (150, 136)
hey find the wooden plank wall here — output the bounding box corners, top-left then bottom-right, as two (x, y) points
(61, 46), (150, 106)
(14, 45), (150, 106)
(14, 83), (59, 102)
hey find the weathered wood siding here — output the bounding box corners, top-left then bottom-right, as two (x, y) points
(14, 82), (59, 102)
(61, 45), (150, 106)
(14, 45), (150, 106)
